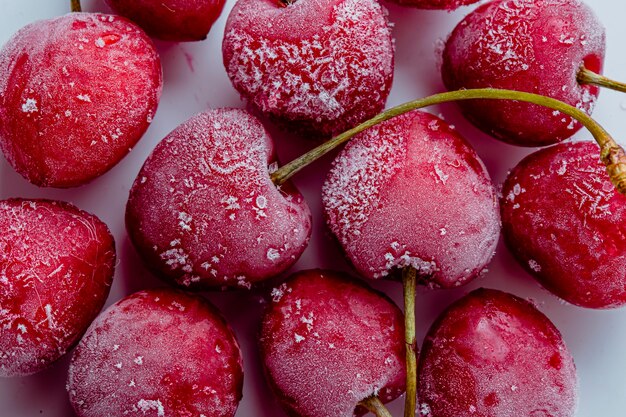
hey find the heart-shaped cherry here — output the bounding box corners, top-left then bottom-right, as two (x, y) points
(126, 108), (312, 290)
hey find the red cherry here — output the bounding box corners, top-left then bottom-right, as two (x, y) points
(501, 141), (626, 308)
(442, 0), (605, 146)
(222, 0), (394, 137)
(0, 13), (162, 187)
(418, 288), (577, 417)
(322, 110), (500, 288)
(0, 199), (115, 377)
(386, 0), (478, 10)
(126, 108), (312, 290)
(67, 288), (243, 417)
(105, 0), (226, 41)
(260, 269), (406, 417)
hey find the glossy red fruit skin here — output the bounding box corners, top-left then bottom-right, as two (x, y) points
(322, 110), (500, 288)
(501, 141), (626, 308)
(260, 269), (406, 417)
(442, 0), (605, 147)
(106, 0), (226, 41)
(0, 199), (115, 377)
(126, 108), (312, 291)
(222, 0), (394, 138)
(67, 288), (243, 417)
(418, 288), (577, 417)
(386, 0), (478, 10)
(0, 13), (162, 187)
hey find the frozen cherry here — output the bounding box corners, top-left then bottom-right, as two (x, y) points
(0, 198), (115, 377)
(322, 110), (500, 288)
(386, 0), (478, 10)
(105, 0), (226, 41)
(418, 288), (577, 417)
(260, 269), (405, 417)
(0, 12), (162, 187)
(222, 0), (394, 137)
(67, 288), (243, 417)
(501, 141), (626, 308)
(442, 0), (605, 146)
(126, 108), (312, 290)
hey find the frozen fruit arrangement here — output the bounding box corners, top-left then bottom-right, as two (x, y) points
(105, 0), (226, 41)
(0, 199), (115, 377)
(501, 141), (626, 308)
(418, 288), (578, 417)
(260, 269), (406, 417)
(126, 108), (312, 290)
(67, 288), (243, 417)
(222, 0), (394, 137)
(0, 12), (161, 187)
(322, 110), (500, 287)
(442, 0), (605, 146)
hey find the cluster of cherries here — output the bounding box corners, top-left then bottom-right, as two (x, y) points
(1, 0), (625, 416)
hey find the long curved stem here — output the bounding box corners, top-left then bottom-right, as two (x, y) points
(71, 0), (82, 12)
(270, 88), (626, 196)
(578, 65), (626, 93)
(402, 267), (417, 417)
(359, 396), (394, 417)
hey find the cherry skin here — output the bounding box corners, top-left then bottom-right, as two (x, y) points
(67, 288), (243, 417)
(501, 141), (626, 308)
(0, 199), (115, 377)
(126, 108), (312, 290)
(322, 110), (500, 288)
(260, 269), (406, 417)
(222, 0), (394, 138)
(418, 288), (577, 417)
(386, 0), (478, 10)
(0, 12), (162, 187)
(105, 0), (226, 41)
(442, 0), (605, 146)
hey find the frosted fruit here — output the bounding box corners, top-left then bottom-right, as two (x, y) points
(67, 288), (243, 417)
(442, 0), (605, 146)
(260, 269), (406, 417)
(126, 108), (312, 290)
(501, 141), (626, 308)
(322, 110), (500, 288)
(222, 0), (394, 137)
(0, 13), (162, 187)
(386, 0), (478, 10)
(0, 199), (115, 377)
(417, 288), (577, 417)
(106, 0), (226, 41)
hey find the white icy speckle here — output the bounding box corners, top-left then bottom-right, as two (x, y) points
(21, 98), (38, 113)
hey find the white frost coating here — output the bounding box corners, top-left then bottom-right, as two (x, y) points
(137, 399), (165, 416)
(223, 0), (394, 136)
(21, 98), (38, 113)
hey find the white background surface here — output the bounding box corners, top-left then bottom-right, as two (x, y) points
(1, 0), (625, 416)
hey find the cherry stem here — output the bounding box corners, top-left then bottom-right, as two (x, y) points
(402, 267), (417, 417)
(270, 88), (626, 196)
(578, 65), (626, 93)
(359, 396), (394, 417)
(71, 0), (82, 12)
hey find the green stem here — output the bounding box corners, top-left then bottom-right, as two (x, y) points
(71, 0), (82, 12)
(359, 396), (394, 417)
(578, 65), (626, 93)
(270, 88), (626, 196)
(402, 267), (417, 417)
